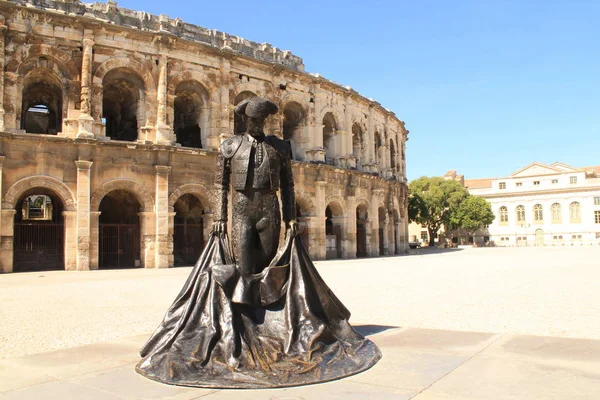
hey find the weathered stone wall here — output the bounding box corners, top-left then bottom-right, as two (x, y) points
(0, 0), (409, 273)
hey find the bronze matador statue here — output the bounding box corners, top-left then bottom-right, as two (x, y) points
(213, 97), (297, 275)
(136, 97), (381, 389)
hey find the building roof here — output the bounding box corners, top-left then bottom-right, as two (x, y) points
(464, 178), (492, 189)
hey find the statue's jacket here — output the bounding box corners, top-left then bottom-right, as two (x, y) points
(214, 133), (296, 223)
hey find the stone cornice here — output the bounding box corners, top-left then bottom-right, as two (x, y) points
(0, 1), (407, 134)
(481, 186), (600, 199)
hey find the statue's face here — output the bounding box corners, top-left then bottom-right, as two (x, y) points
(246, 115), (266, 136)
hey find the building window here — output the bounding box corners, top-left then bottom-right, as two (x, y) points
(22, 195), (54, 221)
(551, 203), (561, 223)
(533, 204), (543, 223)
(595, 211), (600, 224)
(570, 176), (577, 184)
(553, 235), (563, 240)
(499, 206), (508, 224)
(594, 197), (600, 205)
(499, 182), (506, 190)
(596, 233), (600, 239)
(516, 205), (525, 223)
(420, 231), (428, 241)
(533, 181), (540, 186)
(551, 179), (558, 184)
(516, 182), (523, 187)
(572, 234), (582, 240)
(570, 202), (581, 223)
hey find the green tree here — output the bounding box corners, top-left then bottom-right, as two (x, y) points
(449, 195), (495, 238)
(409, 177), (469, 246)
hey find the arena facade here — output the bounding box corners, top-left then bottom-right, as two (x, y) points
(0, 0), (409, 273)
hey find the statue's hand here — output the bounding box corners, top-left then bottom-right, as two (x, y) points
(213, 220), (227, 235)
(287, 220), (299, 238)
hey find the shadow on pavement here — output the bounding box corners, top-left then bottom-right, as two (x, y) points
(354, 325), (400, 336)
(405, 247), (464, 256)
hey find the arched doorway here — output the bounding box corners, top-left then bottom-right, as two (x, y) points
(322, 113), (337, 165)
(283, 102), (305, 160)
(393, 210), (400, 255)
(173, 194), (205, 266)
(378, 207), (387, 256)
(356, 205), (368, 258)
(21, 69), (63, 134)
(102, 68), (144, 141)
(233, 91), (257, 134)
(173, 80), (208, 149)
(352, 123), (364, 170)
(325, 202), (343, 259)
(98, 190), (141, 269)
(535, 229), (544, 246)
(13, 190), (65, 272)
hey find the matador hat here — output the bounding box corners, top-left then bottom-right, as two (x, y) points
(234, 96), (278, 118)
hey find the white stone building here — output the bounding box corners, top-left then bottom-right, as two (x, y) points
(466, 162), (600, 247)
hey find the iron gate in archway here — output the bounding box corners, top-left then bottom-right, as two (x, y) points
(99, 224), (140, 268)
(13, 223), (64, 272)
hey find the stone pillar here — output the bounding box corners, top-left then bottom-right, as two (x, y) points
(314, 180), (327, 260)
(346, 196), (357, 259)
(90, 211), (100, 270)
(217, 57), (232, 147)
(331, 215), (348, 259)
(75, 161), (93, 270)
(0, 209), (15, 273)
(139, 211), (155, 268)
(0, 22), (7, 132)
(62, 211), (77, 271)
(155, 55), (172, 144)
(154, 165), (171, 268)
(78, 36), (95, 138)
(0, 156), (4, 250)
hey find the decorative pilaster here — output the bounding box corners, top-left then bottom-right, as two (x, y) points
(62, 211), (77, 270)
(78, 36), (95, 138)
(218, 57), (231, 146)
(0, 22), (6, 132)
(155, 55), (172, 144)
(89, 211), (101, 270)
(314, 180), (327, 260)
(75, 160), (93, 270)
(154, 165), (171, 268)
(0, 209), (15, 273)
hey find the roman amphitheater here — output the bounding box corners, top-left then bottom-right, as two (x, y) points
(0, 0), (408, 273)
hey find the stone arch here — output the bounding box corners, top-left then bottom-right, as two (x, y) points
(167, 70), (218, 98)
(295, 191), (316, 217)
(168, 183), (213, 212)
(3, 176), (76, 211)
(282, 100), (307, 160)
(355, 197), (371, 211)
(91, 180), (153, 212)
(324, 194), (347, 217)
(170, 78), (211, 148)
(229, 82), (265, 104)
(93, 57), (156, 92)
(322, 112), (338, 164)
(20, 67), (65, 134)
(231, 88), (262, 135)
(9, 44), (78, 79)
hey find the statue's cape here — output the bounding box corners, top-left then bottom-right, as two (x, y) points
(136, 232), (381, 389)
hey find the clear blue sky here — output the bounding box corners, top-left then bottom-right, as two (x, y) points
(117, 0), (600, 180)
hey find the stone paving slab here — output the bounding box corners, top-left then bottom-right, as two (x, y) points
(3, 327), (600, 399)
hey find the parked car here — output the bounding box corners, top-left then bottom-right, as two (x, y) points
(409, 240), (422, 249)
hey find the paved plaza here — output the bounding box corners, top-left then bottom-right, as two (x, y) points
(1, 246), (600, 399)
